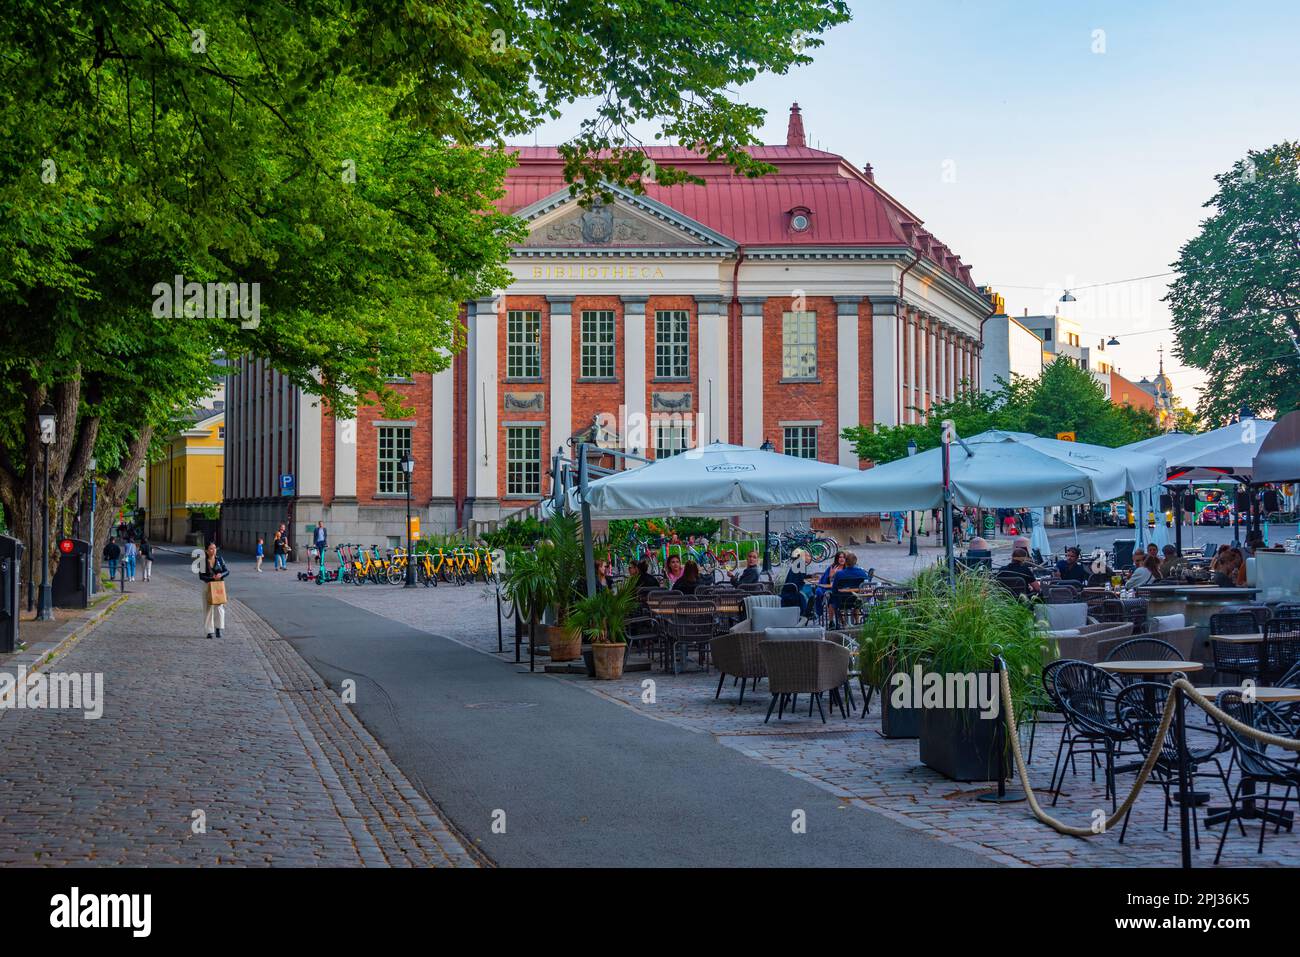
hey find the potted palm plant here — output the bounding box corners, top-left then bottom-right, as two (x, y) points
(566, 578), (639, 679)
(533, 515), (585, 662)
(502, 548), (554, 662)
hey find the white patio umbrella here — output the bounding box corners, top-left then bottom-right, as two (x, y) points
(817, 430), (1159, 513)
(581, 442), (857, 517)
(1159, 419), (1275, 481)
(1028, 507), (1052, 557)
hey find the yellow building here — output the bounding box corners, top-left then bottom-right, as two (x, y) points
(147, 404), (225, 543)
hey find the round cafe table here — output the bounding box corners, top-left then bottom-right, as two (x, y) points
(1193, 686), (1300, 703)
(1097, 660), (1203, 677)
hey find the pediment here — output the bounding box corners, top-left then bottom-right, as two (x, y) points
(515, 185), (735, 252)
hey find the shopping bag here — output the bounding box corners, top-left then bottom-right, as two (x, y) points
(206, 580), (228, 605)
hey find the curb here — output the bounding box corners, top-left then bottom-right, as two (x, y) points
(0, 593), (128, 710)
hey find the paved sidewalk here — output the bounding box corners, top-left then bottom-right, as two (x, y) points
(0, 571), (477, 867)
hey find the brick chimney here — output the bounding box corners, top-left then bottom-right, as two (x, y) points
(786, 103), (806, 148)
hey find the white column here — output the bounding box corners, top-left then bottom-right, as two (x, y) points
(471, 298), (498, 500)
(548, 295), (573, 464)
(927, 320), (938, 411)
(870, 297), (899, 428)
(298, 389), (322, 497)
(937, 328), (948, 403)
(741, 298), (765, 446)
(919, 316), (930, 420)
(622, 296), (648, 464)
(431, 365), (454, 498)
(334, 385), (357, 499)
(907, 313), (918, 424)
(697, 295), (726, 445)
(835, 297), (860, 465)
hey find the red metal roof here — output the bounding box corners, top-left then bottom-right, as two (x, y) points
(503, 107), (981, 292)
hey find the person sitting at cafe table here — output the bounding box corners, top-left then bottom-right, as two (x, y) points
(780, 549), (813, 615)
(1000, 548), (1040, 593)
(1145, 543), (1161, 566)
(1212, 548), (1247, 587)
(813, 551), (848, 618)
(1126, 553), (1161, 588)
(827, 552), (870, 625)
(729, 550), (762, 586)
(663, 553), (684, 587)
(673, 560), (702, 595)
(1055, 546), (1090, 583)
(1159, 544), (1187, 579)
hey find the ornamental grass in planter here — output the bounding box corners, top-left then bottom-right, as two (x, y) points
(862, 567), (1049, 778)
(858, 599), (922, 739)
(566, 578), (639, 679)
(511, 514), (587, 661)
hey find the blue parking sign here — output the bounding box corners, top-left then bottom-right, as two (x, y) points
(280, 473), (295, 496)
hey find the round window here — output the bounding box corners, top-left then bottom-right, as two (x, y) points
(791, 213), (810, 232)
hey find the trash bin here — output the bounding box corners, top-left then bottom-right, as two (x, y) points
(52, 538), (89, 609)
(0, 534), (23, 653)
(1113, 539), (1136, 571)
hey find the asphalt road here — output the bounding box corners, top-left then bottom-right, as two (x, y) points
(1040, 521), (1298, 554)
(155, 550), (990, 868)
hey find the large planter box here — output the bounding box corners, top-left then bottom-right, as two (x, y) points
(878, 679), (921, 739)
(918, 675), (1006, 781)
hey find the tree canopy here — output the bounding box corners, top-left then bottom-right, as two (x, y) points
(0, 0), (851, 546)
(842, 358), (1163, 465)
(1167, 141), (1300, 424)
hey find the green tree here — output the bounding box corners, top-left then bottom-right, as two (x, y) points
(843, 360), (1161, 465)
(1167, 142), (1300, 423)
(0, 0), (850, 571)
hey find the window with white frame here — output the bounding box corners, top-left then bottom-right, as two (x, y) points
(783, 425), (818, 460)
(377, 426), (412, 494)
(506, 426), (542, 496)
(782, 311), (817, 379)
(580, 310), (616, 379)
(653, 416), (692, 459)
(654, 310), (690, 379)
(506, 310), (542, 379)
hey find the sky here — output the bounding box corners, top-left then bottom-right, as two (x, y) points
(528, 0), (1300, 412)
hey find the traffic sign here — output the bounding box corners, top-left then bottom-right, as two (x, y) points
(1056, 431), (1076, 442)
(279, 473), (295, 496)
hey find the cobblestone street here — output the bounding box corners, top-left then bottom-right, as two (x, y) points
(0, 572), (477, 867)
(327, 575), (1300, 868)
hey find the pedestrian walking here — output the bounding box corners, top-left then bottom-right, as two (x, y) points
(255, 536), (265, 573)
(122, 538), (138, 581)
(199, 540), (230, 639)
(273, 524), (289, 571)
(139, 537), (153, 581)
(891, 511), (906, 543)
(313, 520), (327, 553)
(102, 537), (121, 581)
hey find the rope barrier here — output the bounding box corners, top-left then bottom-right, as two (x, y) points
(996, 669), (1300, 838)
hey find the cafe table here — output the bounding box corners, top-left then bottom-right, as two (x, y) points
(1207, 633), (1264, 644)
(1098, 660), (1204, 679)
(1192, 685), (1300, 703)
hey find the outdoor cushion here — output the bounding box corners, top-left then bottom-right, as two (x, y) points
(761, 626), (827, 641)
(1149, 614), (1185, 633)
(1035, 602), (1088, 631)
(750, 605), (801, 632)
(1047, 628), (1081, 639)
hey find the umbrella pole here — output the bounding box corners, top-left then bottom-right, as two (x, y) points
(1071, 505), (1078, 548)
(1174, 488), (1183, 554)
(942, 441), (955, 583)
(578, 443), (597, 598)
(762, 510), (771, 575)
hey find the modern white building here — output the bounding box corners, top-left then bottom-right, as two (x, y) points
(979, 313), (1045, 391)
(1015, 312), (1116, 397)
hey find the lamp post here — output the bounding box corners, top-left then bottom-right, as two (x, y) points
(87, 456), (97, 597)
(907, 439), (918, 556)
(759, 439), (775, 572)
(400, 451), (417, 587)
(37, 403), (55, 621)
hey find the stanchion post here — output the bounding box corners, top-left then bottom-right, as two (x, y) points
(1175, 680), (1193, 868)
(496, 584), (504, 655)
(979, 653), (1026, 804)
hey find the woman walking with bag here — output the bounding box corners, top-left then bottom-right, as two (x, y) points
(139, 537), (153, 581)
(272, 524), (289, 571)
(199, 540), (230, 639)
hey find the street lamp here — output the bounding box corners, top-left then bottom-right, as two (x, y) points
(400, 451), (417, 587)
(907, 439), (918, 556)
(88, 456), (97, 597)
(37, 403), (56, 620)
(1059, 290), (1077, 303)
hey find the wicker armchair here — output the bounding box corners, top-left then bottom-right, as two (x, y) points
(729, 594), (782, 633)
(758, 638), (852, 724)
(1047, 622), (1134, 664)
(709, 632), (766, 703)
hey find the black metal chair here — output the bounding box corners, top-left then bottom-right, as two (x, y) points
(1113, 682), (1233, 848)
(662, 599), (719, 674)
(1209, 612), (1263, 683)
(994, 570), (1033, 600)
(1212, 691), (1300, 864)
(1262, 619), (1300, 684)
(1049, 661), (1130, 810)
(1044, 581), (1083, 604)
(1103, 637), (1183, 663)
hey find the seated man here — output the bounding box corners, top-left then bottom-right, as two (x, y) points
(827, 552), (870, 624)
(999, 548), (1040, 594)
(1055, 546), (1090, 584)
(730, 550), (762, 586)
(1159, 544), (1187, 579)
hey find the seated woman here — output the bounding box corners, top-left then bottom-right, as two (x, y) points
(662, 554), (684, 588)
(813, 551), (847, 618)
(1212, 548), (1246, 587)
(780, 549), (813, 615)
(593, 558), (612, 591)
(1125, 553), (1161, 588)
(827, 552), (869, 626)
(673, 560), (701, 595)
